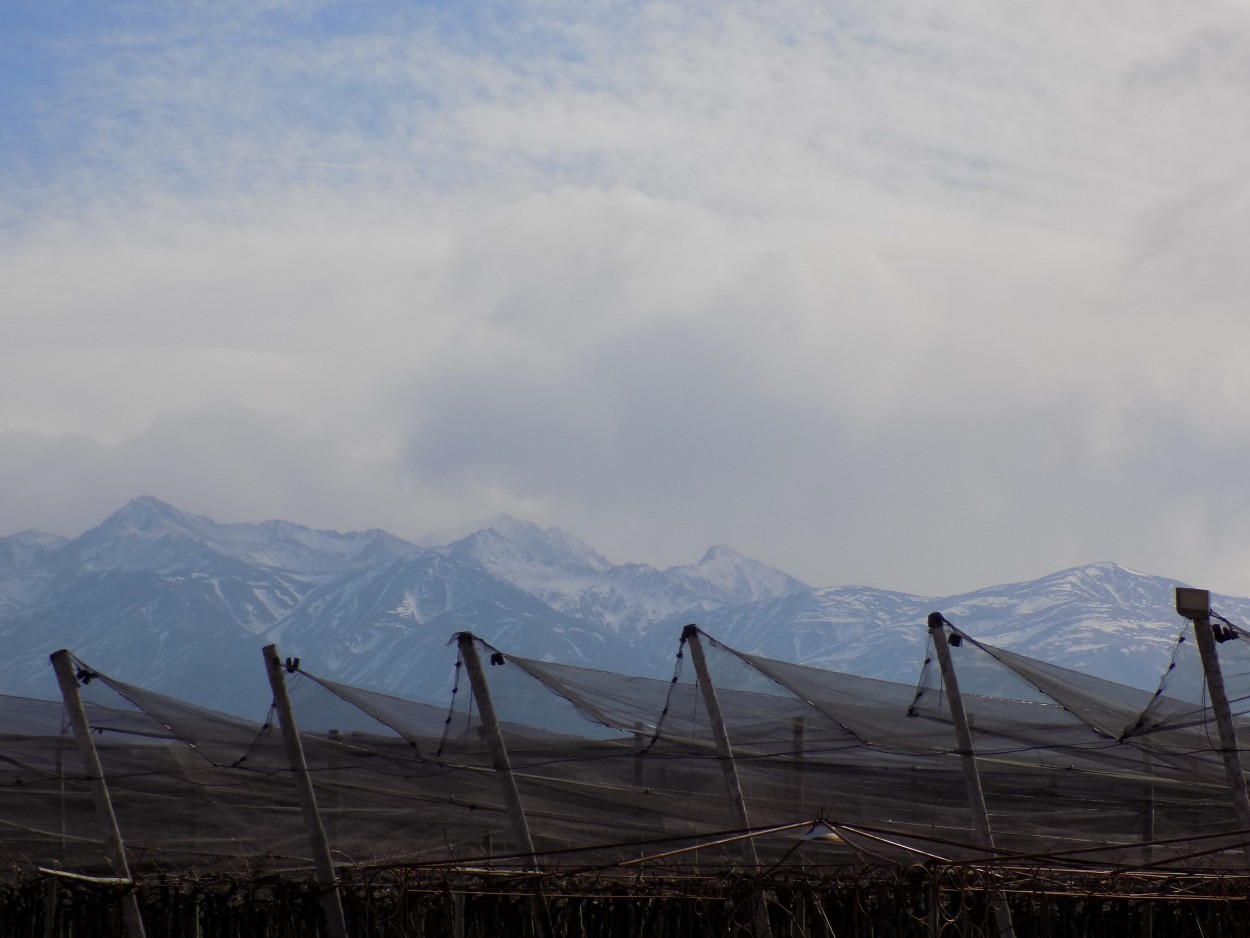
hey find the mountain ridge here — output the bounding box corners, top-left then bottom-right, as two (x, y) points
(0, 498), (1231, 717)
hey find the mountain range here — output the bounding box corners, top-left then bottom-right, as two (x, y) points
(0, 496), (1238, 719)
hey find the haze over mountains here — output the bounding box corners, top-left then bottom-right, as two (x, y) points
(0, 497), (1233, 719)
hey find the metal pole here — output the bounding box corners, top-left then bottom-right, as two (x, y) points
(262, 645), (348, 938)
(456, 633), (548, 938)
(926, 615), (1015, 938)
(1175, 589), (1250, 861)
(49, 650), (147, 938)
(681, 626), (771, 938)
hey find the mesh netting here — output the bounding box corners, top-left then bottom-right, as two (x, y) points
(5, 620), (1250, 885)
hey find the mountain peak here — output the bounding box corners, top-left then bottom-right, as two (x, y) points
(478, 514), (552, 545)
(104, 496), (206, 534)
(447, 517), (611, 576)
(667, 545), (808, 604)
(3, 495), (1241, 712)
(697, 545), (745, 564)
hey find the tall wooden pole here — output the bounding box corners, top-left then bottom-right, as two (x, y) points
(926, 615), (994, 848)
(682, 626), (756, 849)
(1175, 589), (1250, 863)
(926, 615), (1015, 938)
(681, 626), (770, 938)
(262, 645), (348, 938)
(49, 650), (147, 938)
(457, 634), (550, 938)
(455, 633), (540, 870)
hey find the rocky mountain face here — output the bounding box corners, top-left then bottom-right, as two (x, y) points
(0, 497), (1236, 718)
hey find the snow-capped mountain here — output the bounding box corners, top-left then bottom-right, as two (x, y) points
(687, 561), (1202, 689)
(0, 498), (1236, 717)
(68, 496), (416, 575)
(667, 545), (809, 606)
(445, 519), (808, 637)
(0, 529), (67, 616)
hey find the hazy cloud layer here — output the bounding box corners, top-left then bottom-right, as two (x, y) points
(4, 1), (1250, 595)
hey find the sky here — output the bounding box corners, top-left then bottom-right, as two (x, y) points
(4, 1), (1250, 597)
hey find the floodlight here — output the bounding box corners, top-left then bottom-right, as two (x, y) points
(801, 821), (844, 843)
(1175, 587), (1210, 620)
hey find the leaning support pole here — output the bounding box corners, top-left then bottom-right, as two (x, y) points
(1174, 589), (1250, 863)
(456, 633), (548, 938)
(456, 633), (540, 870)
(49, 650), (147, 938)
(926, 615), (1015, 938)
(682, 625), (757, 851)
(262, 645), (348, 938)
(681, 625), (771, 938)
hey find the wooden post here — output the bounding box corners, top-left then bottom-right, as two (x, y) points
(41, 877), (57, 938)
(49, 650), (146, 938)
(792, 717), (806, 810)
(262, 645), (348, 938)
(682, 627), (756, 848)
(926, 615), (994, 847)
(927, 861), (941, 938)
(633, 721), (646, 789)
(445, 866), (466, 938)
(1175, 588), (1250, 863)
(926, 615), (1015, 938)
(681, 626), (770, 938)
(456, 633), (540, 869)
(456, 633), (548, 938)
(1141, 751), (1156, 872)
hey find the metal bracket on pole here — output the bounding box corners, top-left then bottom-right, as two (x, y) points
(49, 650), (147, 938)
(1174, 588), (1250, 864)
(262, 645), (348, 938)
(926, 615), (1015, 938)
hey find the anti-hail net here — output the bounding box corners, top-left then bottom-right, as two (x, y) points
(5, 619), (1250, 879)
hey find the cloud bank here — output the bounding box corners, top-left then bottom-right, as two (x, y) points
(4, 1), (1250, 595)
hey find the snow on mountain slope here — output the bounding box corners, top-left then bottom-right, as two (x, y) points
(660, 583), (930, 681)
(0, 529), (67, 616)
(267, 549), (629, 698)
(665, 546), (809, 605)
(0, 529), (67, 566)
(443, 518), (609, 598)
(441, 520), (800, 635)
(926, 562), (1192, 687)
(776, 562), (1216, 690)
(70, 497), (417, 576)
(679, 562), (1250, 694)
(46, 501), (311, 635)
(0, 567), (274, 714)
(0, 499), (1244, 717)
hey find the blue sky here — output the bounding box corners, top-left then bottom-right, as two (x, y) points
(5, 0), (1250, 596)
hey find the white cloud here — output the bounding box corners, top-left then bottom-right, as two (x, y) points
(5, 1), (1250, 596)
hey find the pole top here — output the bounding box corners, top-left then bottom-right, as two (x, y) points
(1176, 587), (1211, 620)
(927, 612), (947, 630)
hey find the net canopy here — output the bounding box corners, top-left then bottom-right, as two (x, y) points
(4, 617), (1250, 882)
